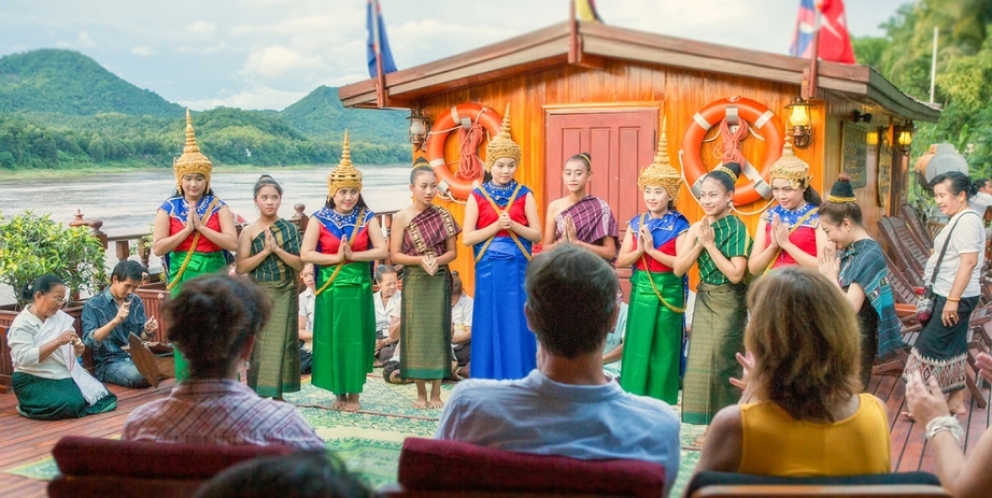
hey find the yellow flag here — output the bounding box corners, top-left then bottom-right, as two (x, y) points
(575, 0), (603, 23)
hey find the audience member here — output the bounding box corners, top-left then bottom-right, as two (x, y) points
(602, 294), (628, 381)
(373, 264), (401, 366)
(906, 351), (992, 498)
(299, 263), (315, 374)
(194, 451), (371, 498)
(381, 304), (408, 385)
(82, 260), (160, 388)
(122, 274), (325, 450)
(450, 271), (473, 379)
(694, 266), (890, 477)
(9, 274), (117, 420)
(435, 245), (680, 496)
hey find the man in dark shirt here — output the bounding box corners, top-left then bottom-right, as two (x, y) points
(82, 260), (158, 388)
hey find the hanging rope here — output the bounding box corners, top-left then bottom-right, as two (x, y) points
(456, 121), (485, 182)
(713, 117), (750, 164)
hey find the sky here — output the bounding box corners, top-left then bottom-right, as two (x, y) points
(0, 0), (910, 111)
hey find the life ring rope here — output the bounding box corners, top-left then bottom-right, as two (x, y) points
(425, 103), (503, 201)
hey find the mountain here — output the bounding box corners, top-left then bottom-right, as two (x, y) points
(280, 86), (409, 144)
(0, 49), (183, 118)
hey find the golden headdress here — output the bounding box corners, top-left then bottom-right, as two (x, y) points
(173, 109), (213, 189)
(327, 130), (363, 197)
(637, 118), (682, 202)
(769, 140), (811, 190)
(485, 104), (522, 170)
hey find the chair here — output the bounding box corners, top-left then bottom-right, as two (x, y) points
(686, 471), (949, 497)
(901, 203), (934, 247)
(1, 325), (11, 393)
(378, 437), (666, 498)
(48, 436), (296, 498)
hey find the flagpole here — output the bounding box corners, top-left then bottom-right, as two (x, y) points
(930, 26), (938, 104)
(374, 0), (387, 107)
(803, 7), (821, 100)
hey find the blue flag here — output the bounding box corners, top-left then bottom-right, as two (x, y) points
(366, 0), (397, 78)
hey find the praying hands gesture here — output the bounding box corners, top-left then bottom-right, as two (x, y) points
(563, 214), (578, 242)
(697, 218), (716, 250)
(770, 213), (789, 248)
(336, 240), (352, 263)
(420, 253), (439, 276)
(498, 212), (513, 230)
(818, 244), (841, 282)
(638, 225), (653, 255)
(262, 229), (276, 255)
(185, 203), (203, 233)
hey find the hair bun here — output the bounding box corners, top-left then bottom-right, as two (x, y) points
(722, 162), (742, 177)
(836, 173), (852, 184)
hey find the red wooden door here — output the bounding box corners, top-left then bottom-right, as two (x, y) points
(545, 108), (659, 298)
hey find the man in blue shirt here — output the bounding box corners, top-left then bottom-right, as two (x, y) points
(82, 260), (159, 388)
(435, 245), (681, 497)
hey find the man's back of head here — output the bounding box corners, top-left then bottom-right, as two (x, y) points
(525, 244), (619, 359)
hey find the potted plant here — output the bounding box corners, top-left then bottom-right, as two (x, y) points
(0, 211), (107, 329)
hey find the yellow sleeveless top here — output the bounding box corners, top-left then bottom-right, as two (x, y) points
(739, 393), (891, 476)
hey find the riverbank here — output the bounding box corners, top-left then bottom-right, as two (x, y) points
(0, 162), (405, 180)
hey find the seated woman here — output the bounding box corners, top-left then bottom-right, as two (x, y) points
(9, 274), (117, 420)
(122, 274), (325, 450)
(694, 266), (890, 477)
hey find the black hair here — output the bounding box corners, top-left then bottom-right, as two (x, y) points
(804, 186), (822, 207)
(451, 271), (463, 296)
(931, 171), (979, 199)
(410, 166), (436, 184)
(525, 245), (619, 358)
(566, 153), (592, 171)
(374, 264), (397, 283)
(111, 260), (147, 284)
(703, 162), (743, 193)
(819, 175), (863, 226)
(978, 178), (991, 189)
(254, 174), (283, 198)
(324, 193), (370, 212)
(164, 274), (271, 379)
(20, 274), (64, 302)
(194, 452), (372, 498)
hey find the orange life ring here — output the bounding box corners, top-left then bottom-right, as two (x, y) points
(425, 103), (504, 201)
(680, 97), (785, 206)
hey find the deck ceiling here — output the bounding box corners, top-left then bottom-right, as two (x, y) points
(339, 21), (940, 122)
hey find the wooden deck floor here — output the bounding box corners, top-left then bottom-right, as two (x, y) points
(0, 374), (988, 498)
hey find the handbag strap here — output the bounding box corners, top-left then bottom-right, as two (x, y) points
(930, 211), (980, 285)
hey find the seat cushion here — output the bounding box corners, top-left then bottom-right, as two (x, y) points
(398, 438), (665, 498)
(685, 471), (942, 497)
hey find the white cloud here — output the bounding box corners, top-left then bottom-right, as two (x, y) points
(77, 31), (95, 47)
(179, 85), (307, 111)
(187, 20), (216, 35)
(238, 45), (323, 80)
(131, 45), (153, 56)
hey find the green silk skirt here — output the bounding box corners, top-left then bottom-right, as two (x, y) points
(13, 372), (117, 421)
(399, 265), (452, 380)
(311, 262), (375, 394)
(620, 270), (685, 405)
(681, 281), (748, 425)
(168, 250), (227, 381)
(248, 278), (302, 397)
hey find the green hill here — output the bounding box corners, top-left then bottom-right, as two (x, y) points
(0, 49), (183, 117)
(280, 86), (409, 143)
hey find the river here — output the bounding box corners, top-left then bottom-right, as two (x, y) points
(0, 165), (412, 303)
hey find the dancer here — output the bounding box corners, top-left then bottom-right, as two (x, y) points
(818, 175), (904, 390)
(541, 152), (618, 261)
(389, 162), (461, 408)
(300, 131), (387, 411)
(675, 162), (752, 426)
(616, 120), (689, 405)
(236, 174), (303, 399)
(152, 109), (237, 381)
(462, 106), (542, 380)
(747, 141), (825, 275)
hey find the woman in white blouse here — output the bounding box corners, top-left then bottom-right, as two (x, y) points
(9, 274), (117, 420)
(903, 171), (986, 415)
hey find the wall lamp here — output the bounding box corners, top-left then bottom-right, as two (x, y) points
(852, 110), (873, 123)
(895, 121), (915, 153)
(785, 97), (813, 149)
(407, 108), (432, 151)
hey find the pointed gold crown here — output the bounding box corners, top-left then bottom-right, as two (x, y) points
(637, 117), (683, 202)
(770, 138), (811, 190)
(485, 104), (522, 170)
(327, 130), (363, 197)
(173, 109), (213, 189)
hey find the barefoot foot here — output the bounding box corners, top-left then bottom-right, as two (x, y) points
(427, 398), (444, 409)
(344, 394), (360, 412)
(413, 397), (428, 409)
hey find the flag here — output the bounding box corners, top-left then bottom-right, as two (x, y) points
(790, 0), (855, 64)
(366, 0), (397, 78)
(817, 0), (855, 63)
(575, 0), (603, 23)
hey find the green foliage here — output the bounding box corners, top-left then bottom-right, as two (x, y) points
(0, 50), (412, 170)
(0, 211), (107, 306)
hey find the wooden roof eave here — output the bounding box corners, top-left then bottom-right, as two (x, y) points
(866, 69), (941, 123)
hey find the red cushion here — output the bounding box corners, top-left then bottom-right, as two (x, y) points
(398, 438), (666, 498)
(52, 436), (296, 480)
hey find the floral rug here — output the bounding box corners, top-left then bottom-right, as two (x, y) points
(3, 372), (707, 496)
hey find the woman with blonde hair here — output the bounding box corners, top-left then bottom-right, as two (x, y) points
(694, 266), (891, 476)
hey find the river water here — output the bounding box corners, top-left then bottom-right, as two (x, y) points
(0, 165), (411, 303)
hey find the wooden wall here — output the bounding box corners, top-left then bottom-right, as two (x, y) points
(417, 60), (890, 294)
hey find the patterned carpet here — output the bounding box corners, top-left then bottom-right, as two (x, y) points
(3, 373), (707, 496)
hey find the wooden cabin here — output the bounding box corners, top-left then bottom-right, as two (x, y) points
(339, 20), (940, 295)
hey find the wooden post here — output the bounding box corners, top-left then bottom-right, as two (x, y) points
(292, 203), (309, 233)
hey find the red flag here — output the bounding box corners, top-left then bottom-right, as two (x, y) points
(816, 0), (855, 63)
